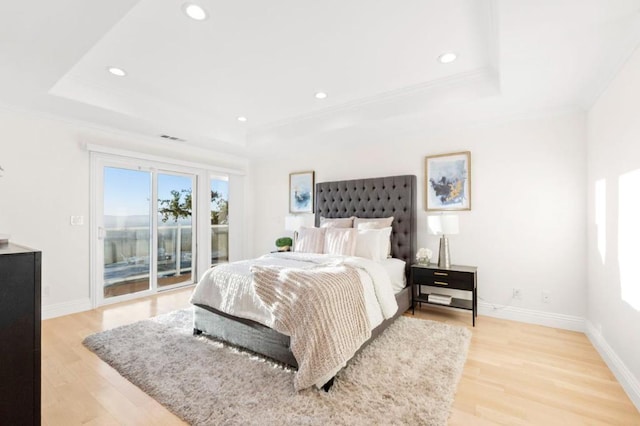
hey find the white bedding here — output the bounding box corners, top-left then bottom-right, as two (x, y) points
(189, 252), (402, 331)
(378, 257), (407, 293)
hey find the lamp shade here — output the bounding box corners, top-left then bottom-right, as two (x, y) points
(427, 215), (459, 235)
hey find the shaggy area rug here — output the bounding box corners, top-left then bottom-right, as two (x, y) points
(83, 309), (471, 426)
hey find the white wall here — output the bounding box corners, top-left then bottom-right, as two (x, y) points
(0, 102), (589, 328)
(587, 45), (640, 408)
(250, 111), (587, 324)
(0, 107), (249, 317)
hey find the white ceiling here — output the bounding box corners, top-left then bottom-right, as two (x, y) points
(1, 0), (639, 156)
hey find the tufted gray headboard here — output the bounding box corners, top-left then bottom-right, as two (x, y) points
(315, 175), (417, 280)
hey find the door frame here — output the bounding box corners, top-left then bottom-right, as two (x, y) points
(155, 170), (198, 292)
(90, 151), (213, 307)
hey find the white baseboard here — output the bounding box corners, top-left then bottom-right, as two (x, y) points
(42, 298), (92, 320)
(478, 301), (585, 332)
(585, 320), (640, 412)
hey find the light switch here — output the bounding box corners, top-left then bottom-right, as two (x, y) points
(70, 215), (84, 226)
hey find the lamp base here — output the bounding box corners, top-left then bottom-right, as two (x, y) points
(438, 236), (451, 268)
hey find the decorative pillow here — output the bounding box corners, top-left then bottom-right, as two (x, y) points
(323, 227), (357, 256)
(294, 227), (326, 253)
(354, 216), (394, 229)
(319, 216), (355, 228)
(355, 217), (394, 257)
(355, 227), (392, 262)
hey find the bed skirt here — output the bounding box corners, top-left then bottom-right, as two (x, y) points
(193, 285), (412, 369)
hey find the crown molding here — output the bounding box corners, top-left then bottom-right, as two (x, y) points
(0, 101), (251, 166)
(49, 73), (248, 147)
(247, 68), (500, 147)
(252, 68), (498, 134)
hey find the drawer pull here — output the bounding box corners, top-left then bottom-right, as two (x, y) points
(434, 281), (449, 286)
(434, 272), (448, 276)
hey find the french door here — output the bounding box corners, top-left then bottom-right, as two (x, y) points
(96, 158), (197, 304)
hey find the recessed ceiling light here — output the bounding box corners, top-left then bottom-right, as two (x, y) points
(315, 92), (328, 99)
(438, 52), (457, 64)
(237, 116), (247, 122)
(107, 67), (127, 77)
(183, 3), (207, 21)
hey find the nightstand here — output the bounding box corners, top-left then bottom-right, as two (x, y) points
(411, 263), (477, 326)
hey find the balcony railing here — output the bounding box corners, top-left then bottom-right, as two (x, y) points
(103, 224), (228, 286)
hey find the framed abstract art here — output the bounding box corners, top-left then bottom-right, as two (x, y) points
(289, 171), (315, 213)
(425, 151), (471, 211)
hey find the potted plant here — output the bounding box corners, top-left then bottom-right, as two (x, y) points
(275, 237), (293, 252)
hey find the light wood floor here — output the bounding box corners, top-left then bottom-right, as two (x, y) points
(42, 288), (640, 425)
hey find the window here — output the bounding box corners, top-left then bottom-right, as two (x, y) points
(210, 176), (229, 265)
(91, 150), (231, 306)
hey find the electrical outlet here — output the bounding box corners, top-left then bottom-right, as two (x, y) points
(512, 288), (522, 300)
(542, 290), (550, 303)
(43, 286), (50, 298)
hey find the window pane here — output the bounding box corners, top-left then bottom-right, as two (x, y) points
(211, 177), (229, 264)
(103, 167), (151, 298)
(157, 173), (194, 288)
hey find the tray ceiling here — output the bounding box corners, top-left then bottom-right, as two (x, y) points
(1, 0), (639, 153)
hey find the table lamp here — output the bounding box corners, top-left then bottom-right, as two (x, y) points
(427, 215), (459, 268)
(284, 215), (306, 250)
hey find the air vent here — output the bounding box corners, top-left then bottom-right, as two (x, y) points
(159, 134), (186, 142)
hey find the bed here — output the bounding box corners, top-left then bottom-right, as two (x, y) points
(191, 175), (417, 389)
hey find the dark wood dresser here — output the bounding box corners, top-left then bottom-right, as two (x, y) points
(0, 243), (41, 425)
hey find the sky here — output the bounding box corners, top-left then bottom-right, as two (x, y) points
(104, 167), (228, 216)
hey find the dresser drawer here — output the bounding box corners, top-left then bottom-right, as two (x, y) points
(412, 266), (474, 290)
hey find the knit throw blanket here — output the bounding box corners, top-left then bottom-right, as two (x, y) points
(251, 264), (371, 391)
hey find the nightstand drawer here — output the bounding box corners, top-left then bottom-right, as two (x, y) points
(412, 267), (474, 290)
(423, 278), (473, 291)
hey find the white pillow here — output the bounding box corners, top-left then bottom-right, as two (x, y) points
(295, 227), (326, 253)
(319, 216), (355, 228)
(356, 217), (394, 257)
(323, 227), (357, 256)
(354, 216), (394, 229)
(355, 227), (392, 262)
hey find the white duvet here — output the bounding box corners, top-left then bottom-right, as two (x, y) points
(189, 252), (399, 331)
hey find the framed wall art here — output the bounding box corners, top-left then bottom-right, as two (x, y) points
(425, 151), (471, 211)
(289, 171), (315, 213)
